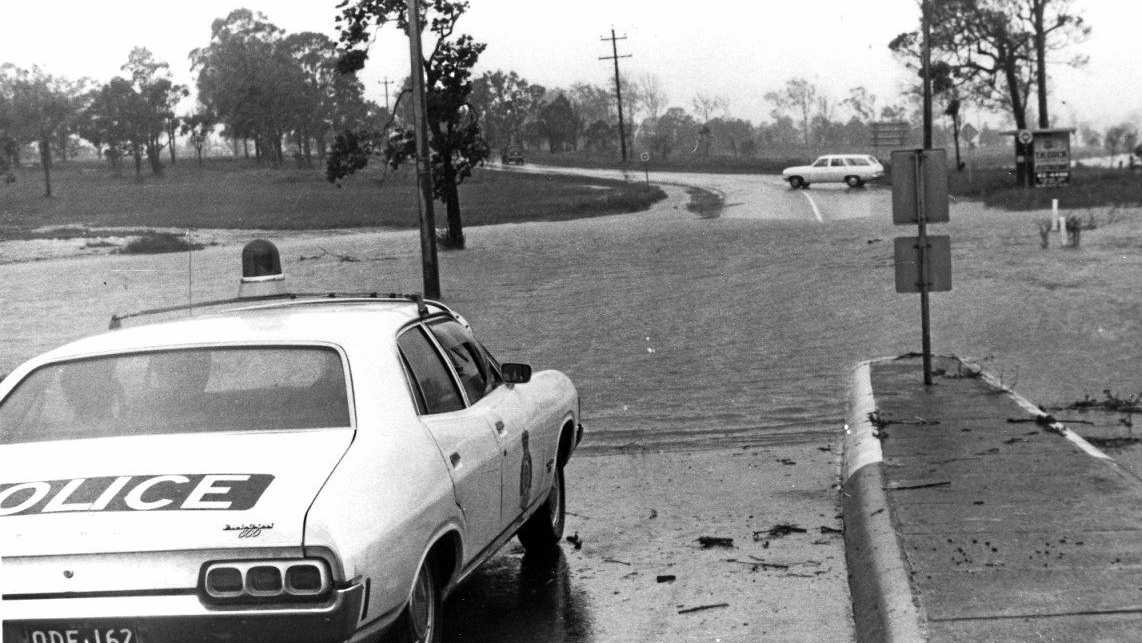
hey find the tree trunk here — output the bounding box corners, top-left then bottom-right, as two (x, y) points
(38, 138), (52, 198)
(1033, 0), (1049, 129)
(133, 147), (143, 181)
(167, 122), (178, 165)
(243, 139), (250, 159)
(148, 135), (164, 176)
(441, 162), (464, 249)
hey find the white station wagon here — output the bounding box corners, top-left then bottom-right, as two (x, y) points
(0, 248), (582, 643)
(781, 154), (885, 189)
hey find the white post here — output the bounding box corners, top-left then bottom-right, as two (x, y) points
(1053, 198), (1065, 245)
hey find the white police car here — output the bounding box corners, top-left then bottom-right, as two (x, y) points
(0, 242), (583, 643)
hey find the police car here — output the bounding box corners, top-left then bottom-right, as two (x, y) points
(0, 242), (583, 643)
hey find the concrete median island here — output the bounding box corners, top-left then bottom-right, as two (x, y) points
(844, 354), (1142, 641)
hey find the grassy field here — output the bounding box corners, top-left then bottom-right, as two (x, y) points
(0, 159), (666, 239)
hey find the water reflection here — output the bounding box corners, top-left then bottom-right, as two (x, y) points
(443, 545), (592, 642)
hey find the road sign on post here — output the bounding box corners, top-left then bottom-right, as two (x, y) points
(894, 236), (951, 292)
(891, 148), (951, 386)
(892, 149), (949, 224)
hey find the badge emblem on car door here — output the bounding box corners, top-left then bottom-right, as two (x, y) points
(519, 431), (533, 511)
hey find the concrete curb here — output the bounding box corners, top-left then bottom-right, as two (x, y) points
(841, 359), (927, 643)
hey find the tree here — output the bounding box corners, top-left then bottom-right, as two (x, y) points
(844, 86), (879, 123)
(537, 93), (579, 152)
(121, 47), (188, 175)
(1025, 0), (1089, 128)
(705, 117), (754, 157)
(332, 0), (490, 250)
(180, 112), (215, 166)
(0, 64), (75, 196)
(582, 119), (615, 153)
(635, 73), (667, 121)
(470, 70), (536, 149)
(642, 107), (697, 159)
(889, 0), (1086, 131)
(1103, 124), (1132, 158)
(766, 79), (817, 146)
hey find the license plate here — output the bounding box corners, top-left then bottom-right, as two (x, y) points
(25, 627), (138, 643)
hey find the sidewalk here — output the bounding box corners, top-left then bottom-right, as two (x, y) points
(843, 355), (1142, 642)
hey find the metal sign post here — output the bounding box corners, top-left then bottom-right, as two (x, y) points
(892, 149), (951, 385)
(640, 151), (650, 185)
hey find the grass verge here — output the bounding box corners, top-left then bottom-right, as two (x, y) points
(0, 159), (667, 239)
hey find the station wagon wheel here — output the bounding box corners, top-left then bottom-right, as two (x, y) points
(787, 176), (804, 189)
(845, 175), (864, 188)
(389, 560), (442, 643)
(517, 463), (565, 554)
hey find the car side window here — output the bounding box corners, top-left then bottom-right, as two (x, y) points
(830, 158), (845, 167)
(397, 327), (465, 414)
(845, 157), (870, 166)
(812, 158), (829, 167)
(428, 319), (496, 404)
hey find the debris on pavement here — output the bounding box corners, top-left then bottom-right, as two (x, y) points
(884, 479), (951, 491)
(566, 532), (583, 550)
(819, 525), (843, 535)
(603, 557), (631, 566)
(656, 574), (676, 583)
(755, 524), (807, 541)
(697, 536), (734, 549)
(677, 603), (729, 615)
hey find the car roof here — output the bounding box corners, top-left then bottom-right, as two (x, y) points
(33, 299), (430, 363)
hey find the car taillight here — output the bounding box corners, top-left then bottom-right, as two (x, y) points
(201, 559), (331, 603)
(205, 567), (244, 596)
(286, 563), (325, 594)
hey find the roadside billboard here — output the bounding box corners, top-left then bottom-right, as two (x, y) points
(1032, 130), (1071, 187)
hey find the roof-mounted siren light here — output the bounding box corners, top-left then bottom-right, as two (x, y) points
(238, 239), (285, 298)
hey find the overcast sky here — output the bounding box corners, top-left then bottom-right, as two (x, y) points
(3, 1), (1139, 129)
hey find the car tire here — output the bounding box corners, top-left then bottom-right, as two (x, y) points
(787, 176), (805, 189)
(517, 464), (565, 554)
(845, 176), (864, 188)
(387, 559), (443, 643)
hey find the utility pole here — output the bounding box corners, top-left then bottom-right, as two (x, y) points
(921, 0), (933, 149)
(406, 0), (440, 298)
(381, 77), (394, 114)
(599, 28), (631, 163)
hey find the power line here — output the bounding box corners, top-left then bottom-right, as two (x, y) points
(599, 28), (632, 163)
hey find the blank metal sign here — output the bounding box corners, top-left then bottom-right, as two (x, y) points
(894, 235), (952, 293)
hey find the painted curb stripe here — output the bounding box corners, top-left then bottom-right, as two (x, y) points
(841, 358), (927, 643)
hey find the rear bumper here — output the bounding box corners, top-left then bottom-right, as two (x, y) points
(2, 584), (364, 643)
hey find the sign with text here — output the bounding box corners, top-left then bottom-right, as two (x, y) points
(872, 121), (911, 148)
(894, 235), (952, 293)
(891, 149), (949, 224)
(1033, 130), (1071, 187)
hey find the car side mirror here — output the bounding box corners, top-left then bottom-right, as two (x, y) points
(502, 363), (532, 384)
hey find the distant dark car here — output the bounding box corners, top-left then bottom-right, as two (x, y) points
(501, 147), (525, 165)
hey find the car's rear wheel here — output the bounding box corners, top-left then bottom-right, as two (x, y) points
(787, 176), (805, 189)
(387, 559), (442, 643)
(518, 464), (565, 554)
(845, 175), (864, 188)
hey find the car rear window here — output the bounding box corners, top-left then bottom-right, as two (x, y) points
(845, 157), (871, 166)
(0, 347), (351, 444)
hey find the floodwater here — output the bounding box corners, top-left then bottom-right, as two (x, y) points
(2, 173), (1140, 456)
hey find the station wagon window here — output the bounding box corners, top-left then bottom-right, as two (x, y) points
(0, 347), (351, 445)
(397, 326), (465, 414)
(812, 158), (829, 167)
(427, 319), (499, 404)
(845, 157), (871, 166)
(830, 158), (846, 167)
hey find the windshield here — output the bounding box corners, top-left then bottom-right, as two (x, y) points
(0, 347), (351, 445)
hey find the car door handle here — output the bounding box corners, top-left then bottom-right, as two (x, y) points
(494, 420), (505, 434)
(449, 452), (461, 468)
